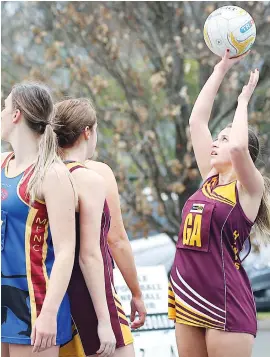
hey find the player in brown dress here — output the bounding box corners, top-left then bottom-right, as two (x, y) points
(54, 98), (144, 357)
(169, 50), (270, 357)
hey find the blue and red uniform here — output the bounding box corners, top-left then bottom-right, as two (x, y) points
(1, 153), (71, 345)
(168, 175), (257, 336)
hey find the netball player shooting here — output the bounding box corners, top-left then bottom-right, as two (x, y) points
(168, 50), (270, 357)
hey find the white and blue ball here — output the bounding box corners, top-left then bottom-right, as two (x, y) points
(204, 6), (256, 58)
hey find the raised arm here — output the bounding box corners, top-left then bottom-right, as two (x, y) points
(85, 160), (146, 329)
(75, 169), (116, 357)
(229, 69), (264, 201)
(190, 50), (249, 179)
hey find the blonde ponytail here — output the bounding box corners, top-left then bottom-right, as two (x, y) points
(11, 82), (69, 203)
(27, 123), (63, 202)
(255, 176), (270, 243)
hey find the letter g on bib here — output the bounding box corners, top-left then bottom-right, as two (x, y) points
(177, 200), (215, 253)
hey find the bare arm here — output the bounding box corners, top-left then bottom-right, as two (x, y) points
(190, 50), (249, 179)
(76, 170), (109, 320)
(229, 69), (264, 198)
(85, 161), (146, 328)
(85, 161), (142, 297)
(42, 165), (76, 313)
(104, 167), (142, 298)
(74, 169), (116, 356)
(32, 163), (76, 352)
(189, 67), (225, 179)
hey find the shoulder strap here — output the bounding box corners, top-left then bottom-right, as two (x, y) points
(1, 152), (14, 170)
(65, 161), (86, 173)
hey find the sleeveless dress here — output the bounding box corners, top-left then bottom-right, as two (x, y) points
(1, 153), (71, 345)
(60, 161), (133, 357)
(168, 175), (257, 336)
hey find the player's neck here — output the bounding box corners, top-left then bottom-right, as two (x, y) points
(218, 170), (237, 186)
(8, 130), (39, 168)
(61, 146), (87, 164)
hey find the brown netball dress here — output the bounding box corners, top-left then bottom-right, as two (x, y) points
(60, 162), (133, 357)
(168, 175), (257, 336)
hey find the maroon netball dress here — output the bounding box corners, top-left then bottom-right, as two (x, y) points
(168, 175), (257, 336)
(60, 162), (133, 357)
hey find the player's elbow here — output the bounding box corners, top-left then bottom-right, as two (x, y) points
(229, 144), (248, 157)
(54, 241), (75, 262)
(79, 249), (102, 269)
(108, 237), (129, 252)
(108, 229), (128, 245)
(189, 117), (198, 128)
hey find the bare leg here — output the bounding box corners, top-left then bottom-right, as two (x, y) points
(206, 329), (254, 357)
(1, 343), (10, 357)
(175, 323), (208, 357)
(88, 343), (135, 357)
(9, 345), (59, 357)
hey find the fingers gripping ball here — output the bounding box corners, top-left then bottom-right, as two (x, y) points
(204, 5), (256, 58)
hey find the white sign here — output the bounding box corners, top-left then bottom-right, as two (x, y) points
(114, 265), (169, 315)
(114, 265), (178, 356)
(132, 330), (178, 357)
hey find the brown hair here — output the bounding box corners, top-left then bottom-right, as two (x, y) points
(54, 98), (97, 148)
(227, 124), (270, 238)
(11, 82), (62, 201)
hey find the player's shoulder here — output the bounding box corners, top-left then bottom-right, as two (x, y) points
(1, 152), (13, 165)
(43, 161), (71, 184)
(72, 163), (105, 188)
(85, 160), (115, 179)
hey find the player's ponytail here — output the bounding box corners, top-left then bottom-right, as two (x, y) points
(11, 82), (63, 202)
(241, 126), (270, 241)
(28, 120), (62, 202)
(256, 177), (270, 241)
(246, 128), (270, 240)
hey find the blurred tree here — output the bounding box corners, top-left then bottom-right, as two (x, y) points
(2, 1), (270, 241)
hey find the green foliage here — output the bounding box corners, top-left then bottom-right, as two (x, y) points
(184, 59), (200, 104)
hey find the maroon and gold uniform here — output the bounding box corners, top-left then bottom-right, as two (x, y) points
(60, 162), (133, 357)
